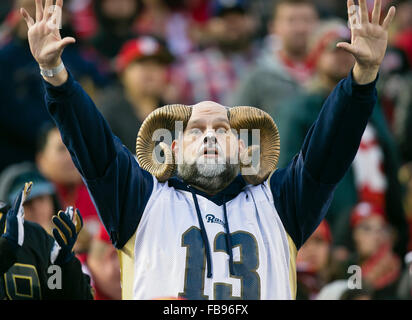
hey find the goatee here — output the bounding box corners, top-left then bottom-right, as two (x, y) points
(177, 161), (239, 194)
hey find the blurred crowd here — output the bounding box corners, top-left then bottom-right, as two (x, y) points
(1, 0), (412, 300)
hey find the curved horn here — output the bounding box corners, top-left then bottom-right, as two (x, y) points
(136, 104), (192, 182)
(229, 106), (280, 185)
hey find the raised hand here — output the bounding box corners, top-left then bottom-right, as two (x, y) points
(20, 0), (75, 84)
(50, 206), (83, 265)
(337, 0), (396, 84)
(1, 182), (32, 248)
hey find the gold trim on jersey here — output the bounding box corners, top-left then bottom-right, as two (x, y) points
(286, 233), (297, 299)
(117, 231), (137, 300)
(266, 173), (298, 300)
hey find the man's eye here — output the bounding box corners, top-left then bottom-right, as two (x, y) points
(216, 128), (227, 134)
(190, 128), (202, 135)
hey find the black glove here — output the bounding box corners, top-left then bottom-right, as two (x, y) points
(1, 182), (32, 248)
(50, 206), (83, 265)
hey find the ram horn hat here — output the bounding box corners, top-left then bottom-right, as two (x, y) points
(136, 104), (280, 185)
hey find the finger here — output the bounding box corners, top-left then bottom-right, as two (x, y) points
(19, 182), (33, 219)
(347, 0), (358, 30)
(347, 0), (355, 15)
(44, 0), (54, 22)
(22, 182), (33, 202)
(52, 227), (67, 246)
(336, 42), (358, 56)
(58, 210), (77, 238)
(53, 213), (72, 239)
(347, 0), (355, 8)
(20, 8), (35, 27)
(54, 37), (76, 52)
(382, 6), (396, 30)
(74, 209), (83, 234)
(371, 0), (381, 24)
(359, 0), (369, 24)
(35, 0), (44, 22)
(52, 216), (71, 243)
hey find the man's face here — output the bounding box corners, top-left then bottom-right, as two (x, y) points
(272, 4), (318, 57)
(36, 128), (82, 186)
(102, 0), (137, 20)
(297, 233), (330, 273)
(317, 47), (355, 83)
(122, 60), (168, 99)
(172, 102), (245, 193)
(207, 11), (256, 51)
(24, 194), (54, 232)
(353, 216), (388, 259)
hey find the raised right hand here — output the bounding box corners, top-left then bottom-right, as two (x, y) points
(20, 0), (75, 70)
(50, 206), (83, 265)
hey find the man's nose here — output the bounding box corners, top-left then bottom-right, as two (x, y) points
(203, 131), (216, 144)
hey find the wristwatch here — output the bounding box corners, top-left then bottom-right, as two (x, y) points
(40, 61), (65, 77)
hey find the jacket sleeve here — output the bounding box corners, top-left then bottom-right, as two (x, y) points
(270, 70), (378, 249)
(43, 71), (153, 248)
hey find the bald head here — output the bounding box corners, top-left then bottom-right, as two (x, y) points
(189, 101), (229, 124)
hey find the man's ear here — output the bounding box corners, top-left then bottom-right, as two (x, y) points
(171, 140), (178, 157)
(238, 138), (246, 154)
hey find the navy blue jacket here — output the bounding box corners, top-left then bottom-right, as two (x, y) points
(43, 70), (377, 250)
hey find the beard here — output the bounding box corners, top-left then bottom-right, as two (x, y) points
(177, 157), (240, 194)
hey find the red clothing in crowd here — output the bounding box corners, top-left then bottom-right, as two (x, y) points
(55, 182), (99, 222)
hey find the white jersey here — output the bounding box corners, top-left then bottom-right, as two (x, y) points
(45, 66), (371, 301)
(118, 176), (297, 300)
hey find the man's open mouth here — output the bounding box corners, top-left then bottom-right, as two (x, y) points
(203, 147), (219, 156)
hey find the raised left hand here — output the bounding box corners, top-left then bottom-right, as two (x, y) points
(1, 182), (32, 248)
(337, 0), (396, 84)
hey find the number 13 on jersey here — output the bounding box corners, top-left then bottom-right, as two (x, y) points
(178, 227), (261, 300)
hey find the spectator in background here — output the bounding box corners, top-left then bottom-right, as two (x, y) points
(96, 36), (174, 153)
(172, 0), (259, 106)
(0, 0), (108, 174)
(337, 202), (402, 299)
(377, 46), (412, 164)
(296, 220), (335, 300)
(392, 0), (412, 67)
(81, 224), (121, 300)
(67, 0), (98, 40)
(0, 188), (94, 300)
(0, 162), (57, 233)
(35, 123), (100, 254)
(277, 20), (355, 167)
(231, 0), (318, 119)
(276, 20), (409, 260)
(91, 0), (141, 65)
(134, 0), (199, 57)
(246, 0), (276, 39)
